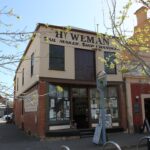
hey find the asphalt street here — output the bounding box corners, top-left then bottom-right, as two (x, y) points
(0, 121), (149, 150)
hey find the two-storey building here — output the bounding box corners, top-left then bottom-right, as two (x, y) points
(14, 24), (127, 137)
(124, 6), (150, 133)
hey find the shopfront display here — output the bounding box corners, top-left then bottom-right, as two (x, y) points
(48, 84), (70, 124)
(48, 84), (120, 129)
(90, 86), (119, 128)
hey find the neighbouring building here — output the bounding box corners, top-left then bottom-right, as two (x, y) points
(0, 96), (6, 117)
(14, 23), (127, 137)
(124, 7), (150, 133)
(0, 96), (13, 117)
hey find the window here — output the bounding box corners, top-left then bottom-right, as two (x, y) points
(106, 86), (119, 123)
(22, 68), (24, 86)
(31, 53), (34, 76)
(49, 84), (70, 122)
(104, 52), (116, 74)
(16, 78), (19, 91)
(75, 48), (95, 81)
(90, 88), (100, 121)
(90, 86), (119, 127)
(49, 45), (64, 70)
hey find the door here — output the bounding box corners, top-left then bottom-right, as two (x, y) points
(73, 98), (89, 128)
(144, 98), (150, 124)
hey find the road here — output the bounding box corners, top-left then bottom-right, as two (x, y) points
(0, 122), (149, 150)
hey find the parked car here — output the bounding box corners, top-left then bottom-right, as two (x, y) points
(2, 113), (13, 123)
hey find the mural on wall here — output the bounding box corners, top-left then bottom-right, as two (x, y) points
(24, 90), (38, 112)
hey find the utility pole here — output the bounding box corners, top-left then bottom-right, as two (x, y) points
(93, 71), (107, 145)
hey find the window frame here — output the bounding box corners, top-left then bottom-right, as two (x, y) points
(48, 84), (70, 125)
(22, 68), (24, 86)
(31, 53), (34, 77)
(104, 51), (117, 74)
(16, 78), (19, 91)
(49, 44), (65, 71)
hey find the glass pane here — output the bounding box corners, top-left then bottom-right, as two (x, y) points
(55, 98), (64, 120)
(50, 98), (55, 108)
(80, 88), (86, 97)
(72, 88), (79, 97)
(49, 84), (56, 97)
(49, 84), (70, 121)
(64, 88), (68, 98)
(90, 88), (100, 120)
(104, 52), (116, 74)
(49, 44), (64, 70)
(49, 109), (56, 120)
(108, 87), (117, 97)
(90, 88), (100, 98)
(50, 58), (64, 70)
(50, 45), (64, 58)
(56, 86), (63, 98)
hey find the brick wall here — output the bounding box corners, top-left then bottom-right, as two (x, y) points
(23, 112), (38, 135)
(14, 99), (23, 129)
(37, 80), (47, 138)
(14, 82), (47, 137)
(131, 83), (150, 126)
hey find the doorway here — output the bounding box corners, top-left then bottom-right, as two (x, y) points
(72, 88), (89, 129)
(144, 98), (150, 124)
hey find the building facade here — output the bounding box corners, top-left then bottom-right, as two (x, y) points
(14, 24), (127, 137)
(124, 7), (150, 133)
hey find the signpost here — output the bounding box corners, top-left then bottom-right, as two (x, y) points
(93, 71), (107, 145)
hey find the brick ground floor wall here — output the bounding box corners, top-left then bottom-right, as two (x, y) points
(131, 83), (150, 127)
(37, 81), (48, 138)
(23, 112), (38, 136)
(14, 81), (48, 138)
(118, 84), (128, 130)
(14, 80), (128, 137)
(14, 100), (23, 129)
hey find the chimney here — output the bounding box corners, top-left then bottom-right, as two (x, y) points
(134, 6), (148, 26)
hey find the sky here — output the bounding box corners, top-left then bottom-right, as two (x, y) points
(0, 0), (143, 99)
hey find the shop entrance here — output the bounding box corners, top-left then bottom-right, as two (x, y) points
(72, 88), (89, 129)
(144, 98), (150, 124)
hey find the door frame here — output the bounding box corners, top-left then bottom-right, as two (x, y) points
(71, 87), (90, 129)
(141, 94), (150, 122)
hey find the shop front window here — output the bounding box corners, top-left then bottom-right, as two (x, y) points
(90, 88), (100, 120)
(106, 86), (119, 122)
(49, 84), (70, 122)
(90, 86), (119, 127)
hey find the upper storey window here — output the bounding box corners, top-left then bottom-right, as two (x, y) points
(31, 53), (34, 76)
(104, 52), (117, 74)
(75, 48), (95, 81)
(49, 45), (64, 71)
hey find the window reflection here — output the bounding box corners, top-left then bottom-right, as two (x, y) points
(90, 88), (100, 120)
(49, 84), (70, 121)
(90, 86), (119, 127)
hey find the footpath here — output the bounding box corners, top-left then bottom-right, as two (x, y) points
(0, 123), (149, 150)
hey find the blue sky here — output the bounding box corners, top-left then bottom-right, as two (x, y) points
(0, 0), (142, 98)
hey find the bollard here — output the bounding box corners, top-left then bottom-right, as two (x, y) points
(61, 145), (70, 150)
(137, 136), (150, 150)
(103, 141), (122, 150)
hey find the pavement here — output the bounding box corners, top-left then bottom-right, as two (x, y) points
(0, 122), (149, 150)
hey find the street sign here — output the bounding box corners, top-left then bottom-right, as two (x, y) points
(96, 71), (107, 91)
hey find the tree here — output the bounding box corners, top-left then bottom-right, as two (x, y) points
(102, 0), (150, 76)
(0, 6), (32, 98)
